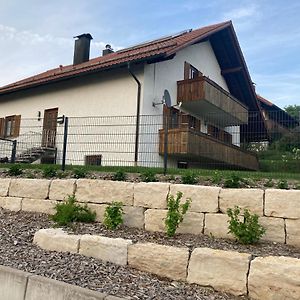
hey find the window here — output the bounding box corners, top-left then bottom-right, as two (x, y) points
(184, 62), (202, 80)
(0, 115), (21, 138)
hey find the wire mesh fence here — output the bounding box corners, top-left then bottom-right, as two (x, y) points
(0, 110), (299, 173)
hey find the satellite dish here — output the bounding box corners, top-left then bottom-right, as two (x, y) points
(163, 89), (172, 108)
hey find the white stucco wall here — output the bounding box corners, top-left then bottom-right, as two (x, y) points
(141, 40), (234, 167)
(0, 67), (144, 165)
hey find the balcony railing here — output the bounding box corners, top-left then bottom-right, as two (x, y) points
(177, 76), (248, 126)
(159, 128), (259, 170)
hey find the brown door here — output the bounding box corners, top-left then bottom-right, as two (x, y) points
(42, 108), (58, 148)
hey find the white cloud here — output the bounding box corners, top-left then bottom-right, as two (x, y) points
(223, 4), (258, 20)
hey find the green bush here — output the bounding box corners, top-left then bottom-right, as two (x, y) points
(165, 191), (191, 237)
(227, 206), (265, 244)
(51, 195), (96, 226)
(8, 164), (23, 176)
(181, 171), (198, 185)
(211, 170), (222, 184)
(72, 167), (88, 178)
(277, 179), (289, 190)
(113, 170), (127, 181)
(224, 173), (243, 188)
(103, 201), (124, 230)
(42, 165), (57, 178)
(140, 169), (157, 182)
(264, 178), (274, 188)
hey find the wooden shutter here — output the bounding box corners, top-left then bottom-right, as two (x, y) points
(0, 118), (4, 138)
(184, 62), (190, 80)
(12, 115), (21, 138)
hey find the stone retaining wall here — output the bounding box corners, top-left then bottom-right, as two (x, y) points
(0, 264), (125, 300)
(34, 228), (300, 299)
(1, 178), (300, 246)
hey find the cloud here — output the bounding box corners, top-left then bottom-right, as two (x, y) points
(223, 4), (258, 20)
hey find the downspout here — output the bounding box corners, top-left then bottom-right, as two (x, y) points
(128, 62), (141, 166)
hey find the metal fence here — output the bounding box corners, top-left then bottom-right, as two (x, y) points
(0, 111), (299, 172)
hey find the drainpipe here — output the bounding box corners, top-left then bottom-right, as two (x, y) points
(128, 62), (141, 166)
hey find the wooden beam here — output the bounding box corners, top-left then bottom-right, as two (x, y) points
(221, 67), (242, 76)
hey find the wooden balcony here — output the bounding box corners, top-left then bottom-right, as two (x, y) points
(177, 76), (248, 126)
(159, 128), (259, 170)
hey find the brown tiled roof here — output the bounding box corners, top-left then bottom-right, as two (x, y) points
(257, 94), (274, 107)
(0, 21), (231, 95)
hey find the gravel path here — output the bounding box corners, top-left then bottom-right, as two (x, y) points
(0, 209), (246, 300)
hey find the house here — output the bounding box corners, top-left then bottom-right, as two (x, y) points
(257, 94), (298, 140)
(0, 21), (265, 170)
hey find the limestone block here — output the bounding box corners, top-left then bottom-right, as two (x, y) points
(134, 182), (170, 209)
(204, 213), (233, 239)
(187, 248), (251, 296)
(219, 188), (263, 216)
(49, 179), (75, 200)
(22, 199), (57, 215)
(87, 204), (108, 223)
(259, 217), (285, 243)
(0, 265), (29, 300)
(33, 228), (80, 254)
(9, 179), (50, 199)
(0, 178), (10, 196)
(0, 196), (22, 211)
(26, 275), (106, 300)
(145, 209), (203, 234)
(248, 256), (300, 300)
(286, 219), (300, 247)
(79, 235), (132, 266)
(265, 189), (300, 219)
(128, 242), (189, 281)
(76, 179), (133, 205)
(170, 184), (219, 213)
(123, 206), (145, 229)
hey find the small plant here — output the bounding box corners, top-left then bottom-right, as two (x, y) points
(264, 178), (274, 188)
(181, 171), (198, 185)
(227, 206), (265, 244)
(165, 191), (191, 237)
(43, 165), (57, 178)
(8, 164), (23, 176)
(277, 179), (289, 190)
(51, 195), (96, 226)
(72, 167), (88, 179)
(57, 170), (68, 179)
(103, 201), (124, 230)
(224, 173), (243, 188)
(211, 170), (222, 184)
(113, 170), (127, 181)
(140, 169), (157, 182)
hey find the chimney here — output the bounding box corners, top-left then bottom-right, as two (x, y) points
(73, 33), (93, 65)
(103, 44), (114, 56)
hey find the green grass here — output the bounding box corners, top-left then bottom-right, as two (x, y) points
(1, 163), (300, 180)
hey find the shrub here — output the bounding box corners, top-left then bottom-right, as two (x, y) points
(140, 169), (157, 182)
(72, 167), (88, 178)
(8, 164), (23, 176)
(165, 191), (191, 237)
(181, 171), (198, 185)
(264, 178), (274, 188)
(211, 170), (222, 184)
(277, 179), (289, 190)
(227, 206), (265, 244)
(113, 170), (127, 181)
(224, 173), (243, 188)
(42, 165), (57, 178)
(51, 195), (96, 226)
(103, 201), (124, 230)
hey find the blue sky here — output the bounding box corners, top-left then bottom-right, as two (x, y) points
(0, 0), (299, 108)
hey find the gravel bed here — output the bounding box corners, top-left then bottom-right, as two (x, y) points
(0, 209), (246, 300)
(70, 219), (300, 259)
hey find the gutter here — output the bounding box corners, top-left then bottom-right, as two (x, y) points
(128, 62), (142, 166)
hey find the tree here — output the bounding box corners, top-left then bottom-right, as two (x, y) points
(284, 105), (300, 121)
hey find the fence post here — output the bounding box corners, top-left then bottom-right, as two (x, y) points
(61, 117), (69, 171)
(11, 140), (17, 163)
(163, 114), (168, 175)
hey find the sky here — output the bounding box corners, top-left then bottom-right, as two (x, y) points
(0, 0), (299, 109)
